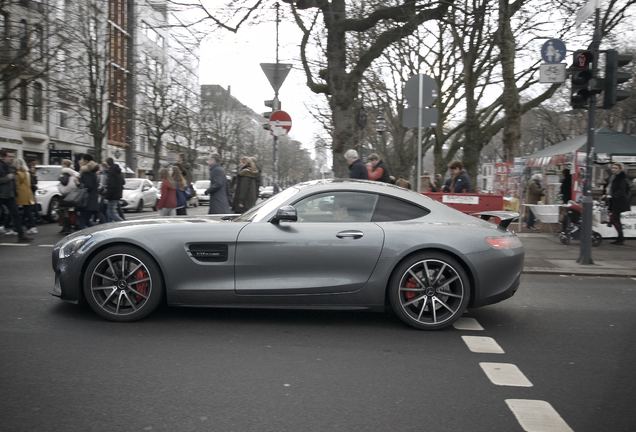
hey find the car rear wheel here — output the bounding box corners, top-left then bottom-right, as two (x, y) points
(389, 252), (470, 330)
(82, 246), (163, 321)
(47, 196), (61, 223)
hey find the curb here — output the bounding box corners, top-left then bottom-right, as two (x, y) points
(523, 267), (636, 278)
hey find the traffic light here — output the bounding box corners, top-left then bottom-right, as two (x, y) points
(603, 49), (633, 109)
(570, 50), (593, 109)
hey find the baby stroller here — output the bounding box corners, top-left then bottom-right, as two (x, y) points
(559, 200), (602, 246)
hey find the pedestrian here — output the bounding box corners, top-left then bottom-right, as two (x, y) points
(15, 158), (38, 235)
(57, 159), (79, 234)
(0, 150), (31, 242)
(77, 154), (100, 229)
(366, 153), (391, 182)
(525, 173), (545, 231)
(206, 154), (231, 214)
(344, 149), (368, 179)
(27, 159), (40, 225)
(172, 166), (188, 216)
(604, 162), (631, 245)
(103, 157), (125, 222)
(443, 161), (472, 193)
(560, 168), (572, 204)
(232, 156), (259, 213)
(156, 167), (177, 216)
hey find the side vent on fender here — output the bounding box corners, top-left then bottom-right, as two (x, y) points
(187, 244), (228, 262)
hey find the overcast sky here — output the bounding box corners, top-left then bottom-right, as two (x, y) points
(199, 18), (324, 155)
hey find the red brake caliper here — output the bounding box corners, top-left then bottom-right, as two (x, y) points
(133, 269), (149, 302)
(404, 277), (417, 300)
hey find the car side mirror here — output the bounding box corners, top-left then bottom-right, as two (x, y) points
(272, 205), (297, 224)
(142, 186), (149, 191)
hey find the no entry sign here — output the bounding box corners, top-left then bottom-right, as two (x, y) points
(269, 110), (292, 136)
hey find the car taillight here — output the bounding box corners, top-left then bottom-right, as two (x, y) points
(485, 236), (522, 249)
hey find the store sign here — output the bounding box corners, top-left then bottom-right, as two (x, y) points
(613, 155), (636, 163)
(442, 195), (480, 205)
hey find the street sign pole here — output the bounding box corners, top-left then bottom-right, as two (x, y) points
(417, 74), (423, 193)
(578, 8), (601, 265)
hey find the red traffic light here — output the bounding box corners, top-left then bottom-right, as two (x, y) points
(573, 50), (592, 69)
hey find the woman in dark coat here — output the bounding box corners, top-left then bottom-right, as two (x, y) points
(232, 156), (259, 213)
(78, 154), (100, 228)
(606, 162), (632, 244)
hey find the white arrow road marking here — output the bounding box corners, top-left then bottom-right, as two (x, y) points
(461, 336), (505, 354)
(506, 399), (573, 432)
(479, 362), (533, 387)
(453, 317), (484, 331)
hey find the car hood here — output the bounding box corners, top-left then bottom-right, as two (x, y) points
(38, 181), (59, 190)
(56, 215), (239, 244)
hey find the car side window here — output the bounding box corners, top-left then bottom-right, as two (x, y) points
(372, 194), (429, 222)
(294, 191), (377, 223)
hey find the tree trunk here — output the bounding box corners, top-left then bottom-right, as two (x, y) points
(152, 135), (162, 177)
(498, 0), (521, 162)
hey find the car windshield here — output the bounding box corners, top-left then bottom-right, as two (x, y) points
(194, 180), (210, 188)
(36, 166), (62, 181)
(234, 186), (300, 223)
(124, 179), (141, 190)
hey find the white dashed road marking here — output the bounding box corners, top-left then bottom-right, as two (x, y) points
(505, 399), (573, 432)
(0, 243), (29, 247)
(453, 317), (484, 331)
(479, 362), (533, 387)
(461, 336), (505, 354)
(38, 244), (55, 248)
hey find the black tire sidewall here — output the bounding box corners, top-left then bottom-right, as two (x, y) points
(82, 246), (163, 322)
(389, 252), (470, 330)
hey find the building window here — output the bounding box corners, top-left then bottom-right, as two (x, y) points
(19, 19), (28, 52)
(34, 25), (44, 60)
(33, 82), (43, 123)
(2, 79), (10, 117)
(19, 80), (28, 120)
(1, 13), (8, 42)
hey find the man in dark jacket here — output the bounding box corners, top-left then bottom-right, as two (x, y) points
(0, 149), (31, 242)
(206, 154), (231, 214)
(78, 154), (100, 228)
(606, 162), (632, 245)
(104, 157), (125, 222)
(366, 153), (391, 182)
(344, 149), (368, 180)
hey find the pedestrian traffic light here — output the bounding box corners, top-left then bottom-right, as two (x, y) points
(570, 50), (593, 109)
(603, 49), (633, 109)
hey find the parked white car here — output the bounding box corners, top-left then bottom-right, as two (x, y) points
(193, 180), (210, 204)
(35, 165), (63, 222)
(121, 178), (158, 212)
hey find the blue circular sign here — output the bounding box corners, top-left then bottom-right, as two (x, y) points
(541, 39), (567, 64)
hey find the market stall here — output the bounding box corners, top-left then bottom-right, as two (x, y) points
(524, 129), (636, 238)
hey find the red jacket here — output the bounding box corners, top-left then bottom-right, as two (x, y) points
(157, 179), (177, 209)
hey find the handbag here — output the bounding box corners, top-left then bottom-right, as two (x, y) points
(62, 187), (89, 208)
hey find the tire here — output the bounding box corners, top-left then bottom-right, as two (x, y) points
(47, 196), (61, 223)
(389, 252), (470, 330)
(82, 246), (163, 322)
(136, 199), (144, 213)
(592, 232), (602, 247)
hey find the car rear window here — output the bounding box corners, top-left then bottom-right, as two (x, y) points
(372, 194), (429, 222)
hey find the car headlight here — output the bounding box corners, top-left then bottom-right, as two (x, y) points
(36, 189), (48, 196)
(59, 234), (93, 259)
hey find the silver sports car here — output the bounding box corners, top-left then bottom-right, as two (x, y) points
(51, 180), (524, 330)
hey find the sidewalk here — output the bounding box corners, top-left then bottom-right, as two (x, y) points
(519, 231), (635, 277)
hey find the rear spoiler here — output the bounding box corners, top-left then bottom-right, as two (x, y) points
(472, 211), (519, 230)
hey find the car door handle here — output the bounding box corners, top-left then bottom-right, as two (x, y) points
(336, 230), (364, 239)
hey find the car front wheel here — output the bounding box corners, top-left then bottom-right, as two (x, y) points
(389, 252), (470, 330)
(82, 246), (163, 321)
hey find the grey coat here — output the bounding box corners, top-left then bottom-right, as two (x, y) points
(207, 164), (231, 214)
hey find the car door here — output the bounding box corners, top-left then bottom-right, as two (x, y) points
(234, 191), (385, 295)
(142, 180), (155, 206)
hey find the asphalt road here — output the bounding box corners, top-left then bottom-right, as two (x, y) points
(1, 215), (635, 432)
